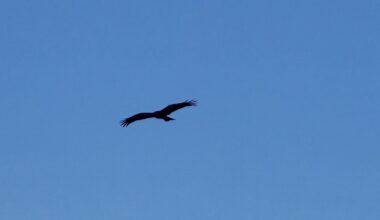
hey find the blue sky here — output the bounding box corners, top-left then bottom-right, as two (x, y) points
(1, 0), (379, 219)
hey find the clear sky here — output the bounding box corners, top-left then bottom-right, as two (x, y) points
(1, 0), (379, 219)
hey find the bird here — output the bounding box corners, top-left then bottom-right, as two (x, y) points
(120, 100), (197, 127)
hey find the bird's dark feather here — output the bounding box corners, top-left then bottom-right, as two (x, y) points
(159, 100), (197, 115)
(120, 112), (155, 127)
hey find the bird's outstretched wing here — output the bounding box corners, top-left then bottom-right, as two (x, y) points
(120, 112), (155, 127)
(159, 100), (197, 115)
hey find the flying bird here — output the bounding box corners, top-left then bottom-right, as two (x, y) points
(120, 100), (197, 127)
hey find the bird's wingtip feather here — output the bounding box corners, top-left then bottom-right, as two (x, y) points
(189, 99), (198, 106)
(120, 120), (129, 127)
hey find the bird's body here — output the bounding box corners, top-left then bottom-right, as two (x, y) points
(152, 111), (175, 121)
(120, 100), (197, 127)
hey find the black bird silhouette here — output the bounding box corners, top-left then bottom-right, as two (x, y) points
(120, 100), (197, 127)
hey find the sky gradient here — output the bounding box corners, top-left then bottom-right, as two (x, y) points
(1, 0), (379, 219)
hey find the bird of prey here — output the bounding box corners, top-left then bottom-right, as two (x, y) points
(120, 100), (197, 127)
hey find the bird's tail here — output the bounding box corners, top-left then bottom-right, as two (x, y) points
(163, 116), (174, 121)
